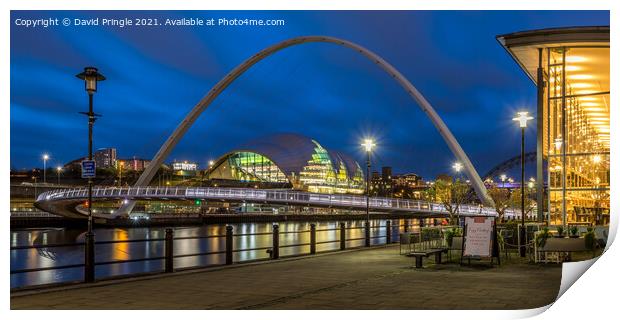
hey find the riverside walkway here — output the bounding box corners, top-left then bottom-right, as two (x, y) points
(11, 245), (561, 310)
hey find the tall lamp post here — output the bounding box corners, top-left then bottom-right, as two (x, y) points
(513, 111), (533, 258)
(77, 66), (105, 282)
(42, 154), (49, 184)
(361, 138), (376, 247)
(452, 162), (463, 224)
(56, 166), (62, 185)
(500, 174), (507, 188)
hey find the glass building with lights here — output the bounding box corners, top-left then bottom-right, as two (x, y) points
(208, 133), (365, 194)
(498, 26), (610, 226)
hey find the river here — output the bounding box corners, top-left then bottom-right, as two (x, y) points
(11, 218), (423, 288)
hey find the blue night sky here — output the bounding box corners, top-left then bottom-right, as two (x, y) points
(10, 11), (609, 180)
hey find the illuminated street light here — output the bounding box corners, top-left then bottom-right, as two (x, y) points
(513, 110), (533, 257)
(452, 162), (463, 173)
(56, 166), (62, 185)
(500, 174), (507, 188)
(42, 154), (49, 184)
(592, 155), (602, 163)
(76, 66), (105, 283)
(360, 138), (376, 247)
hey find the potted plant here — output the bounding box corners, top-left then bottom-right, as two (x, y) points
(444, 227), (462, 247)
(536, 227), (551, 248)
(555, 226), (565, 238)
(569, 226), (580, 238)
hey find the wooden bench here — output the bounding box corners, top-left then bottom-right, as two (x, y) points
(406, 248), (448, 268)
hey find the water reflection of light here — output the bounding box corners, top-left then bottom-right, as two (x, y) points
(113, 229), (129, 260)
(13, 219), (412, 288)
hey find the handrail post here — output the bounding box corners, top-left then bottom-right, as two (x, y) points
(225, 225), (233, 265)
(365, 221), (370, 247)
(386, 220), (391, 244)
(404, 219), (409, 233)
(310, 224), (316, 254)
(340, 222), (346, 250)
(84, 231), (95, 283)
(165, 228), (174, 273)
(272, 224), (279, 259)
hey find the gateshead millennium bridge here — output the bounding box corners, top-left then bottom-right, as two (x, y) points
(34, 186), (517, 219)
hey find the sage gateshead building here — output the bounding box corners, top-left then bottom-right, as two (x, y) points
(497, 26), (610, 226)
(207, 133), (365, 194)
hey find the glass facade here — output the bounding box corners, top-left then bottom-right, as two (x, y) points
(209, 140), (365, 194)
(543, 46), (610, 225)
(298, 140), (364, 194)
(210, 152), (288, 183)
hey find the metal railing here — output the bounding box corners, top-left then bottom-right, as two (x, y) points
(35, 186), (515, 217)
(10, 221), (420, 289)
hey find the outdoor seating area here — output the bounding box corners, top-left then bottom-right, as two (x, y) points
(400, 227), (459, 268)
(533, 226), (606, 263)
(398, 223), (606, 267)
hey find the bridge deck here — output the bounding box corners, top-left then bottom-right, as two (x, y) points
(35, 186), (516, 219)
(11, 245), (560, 309)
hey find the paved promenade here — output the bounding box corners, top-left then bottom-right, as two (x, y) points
(11, 245), (561, 309)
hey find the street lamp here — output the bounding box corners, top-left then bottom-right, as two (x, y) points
(452, 162), (463, 175)
(118, 161), (124, 187)
(500, 174), (507, 188)
(361, 138), (376, 247)
(42, 154), (49, 184)
(76, 66), (105, 283)
(513, 111), (533, 258)
(56, 166), (62, 185)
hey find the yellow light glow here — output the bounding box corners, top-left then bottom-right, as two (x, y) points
(568, 74), (594, 80)
(565, 65), (581, 71)
(570, 83), (592, 89)
(575, 90), (597, 95)
(592, 155), (602, 163)
(566, 56), (587, 63)
(578, 97), (598, 101)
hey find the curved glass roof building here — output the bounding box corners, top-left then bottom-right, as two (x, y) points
(208, 133), (365, 194)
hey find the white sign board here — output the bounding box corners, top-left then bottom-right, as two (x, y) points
(463, 216), (494, 257)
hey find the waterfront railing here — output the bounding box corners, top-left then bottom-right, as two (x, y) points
(11, 221), (419, 289)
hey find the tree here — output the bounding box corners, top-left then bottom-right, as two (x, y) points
(487, 185), (511, 222)
(424, 178), (469, 225)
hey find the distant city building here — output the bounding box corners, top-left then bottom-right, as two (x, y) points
(172, 161), (198, 177)
(117, 157), (151, 171)
(371, 166), (394, 197)
(94, 148), (117, 169)
(393, 173), (423, 188)
(172, 161), (198, 171)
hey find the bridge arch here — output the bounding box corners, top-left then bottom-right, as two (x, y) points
(117, 36), (493, 216)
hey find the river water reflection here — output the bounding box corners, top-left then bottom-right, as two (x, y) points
(11, 219), (423, 288)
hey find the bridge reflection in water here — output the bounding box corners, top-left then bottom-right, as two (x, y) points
(10, 219), (425, 289)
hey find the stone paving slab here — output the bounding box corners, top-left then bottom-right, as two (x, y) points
(11, 245), (561, 310)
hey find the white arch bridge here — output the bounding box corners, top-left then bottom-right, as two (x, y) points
(35, 186), (516, 220)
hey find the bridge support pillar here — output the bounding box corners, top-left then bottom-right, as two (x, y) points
(386, 220), (391, 244)
(403, 219), (409, 233)
(419, 218), (425, 228)
(340, 223), (346, 250)
(165, 228), (174, 273)
(225, 225), (233, 265)
(310, 224), (316, 254)
(272, 224), (279, 259)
